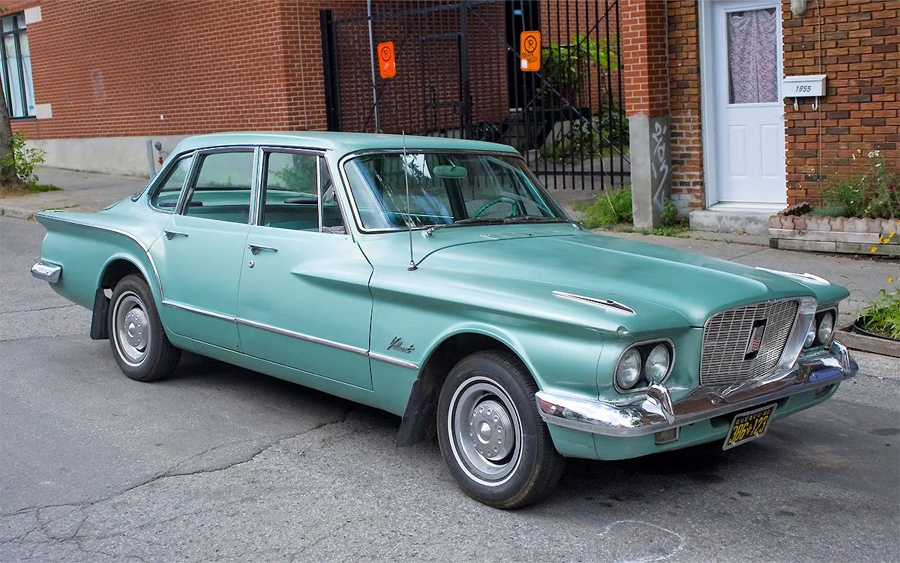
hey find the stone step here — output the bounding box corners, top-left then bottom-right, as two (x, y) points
(689, 208), (775, 236)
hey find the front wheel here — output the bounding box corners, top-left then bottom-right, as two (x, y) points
(437, 351), (565, 508)
(108, 274), (181, 382)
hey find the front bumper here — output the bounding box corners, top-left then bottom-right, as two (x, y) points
(535, 340), (857, 437)
(31, 261), (62, 284)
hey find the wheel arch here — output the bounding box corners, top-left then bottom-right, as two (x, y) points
(395, 329), (535, 447)
(91, 254), (164, 340)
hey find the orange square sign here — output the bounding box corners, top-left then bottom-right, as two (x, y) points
(377, 41), (396, 79)
(520, 31), (541, 72)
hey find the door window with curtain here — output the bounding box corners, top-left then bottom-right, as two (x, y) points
(727, 8), (778, 104)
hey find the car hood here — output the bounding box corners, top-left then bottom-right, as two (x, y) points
(407, 229), (833, 328)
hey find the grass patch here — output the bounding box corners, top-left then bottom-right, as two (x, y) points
(574, 188), (633, 228)
(0, 183), (60, 196)
(640, 225), (690, 238)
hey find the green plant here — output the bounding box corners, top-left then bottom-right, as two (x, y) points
(539, 100), (629, 161)
(820, 150), (899, 219)
(858, 278), (900, 340)
(1, 132), (45, 187)
(539, 34), (617, 104)
(575, 188), (632, 228)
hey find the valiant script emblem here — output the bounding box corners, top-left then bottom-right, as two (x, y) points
(388, 337), (415, 354)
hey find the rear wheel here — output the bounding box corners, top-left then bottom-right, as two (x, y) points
(108, 274), (180, 382)
(437, 350), (565, 508)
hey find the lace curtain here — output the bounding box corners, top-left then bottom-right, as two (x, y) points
(727, 8), (778, 104)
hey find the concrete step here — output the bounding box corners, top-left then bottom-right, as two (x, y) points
(689, 207), (778, 236)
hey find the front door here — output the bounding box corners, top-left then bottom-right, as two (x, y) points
(712, 1), (785, 204)
(236, 151), (374, 390)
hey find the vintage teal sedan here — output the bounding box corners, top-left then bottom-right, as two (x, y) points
(32, 132), (857, 508)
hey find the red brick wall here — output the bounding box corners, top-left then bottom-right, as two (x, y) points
(783, 0), (899, 206)
(667, 0), (703, 210)
(11, 0), (341, 140)
(620, 0), (669, 117)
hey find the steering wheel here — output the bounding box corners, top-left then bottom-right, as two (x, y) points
(472, 196), (520, 219)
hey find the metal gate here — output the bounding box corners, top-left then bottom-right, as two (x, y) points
(321, 0), (629, 191)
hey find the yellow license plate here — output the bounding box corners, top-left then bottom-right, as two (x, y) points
(723, 404), (776, 450)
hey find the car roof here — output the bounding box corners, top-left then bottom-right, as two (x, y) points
(171, 131), (520, 159)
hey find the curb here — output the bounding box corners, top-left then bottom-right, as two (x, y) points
(836, 327), (900, 358)
(0, 206), (36, 220)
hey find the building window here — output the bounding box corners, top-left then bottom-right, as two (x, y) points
(0, 13), (34, 118)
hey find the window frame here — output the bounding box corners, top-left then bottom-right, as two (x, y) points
(0, 13), (34, 119)
(256, 147), (348, 234)
(146, 151), (197, 213)
(176, 146), (258, 223)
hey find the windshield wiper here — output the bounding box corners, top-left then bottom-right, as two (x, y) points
(423, 216), (569, 236)
(423, 218), (504, 237)
(501, 216), (571, 224)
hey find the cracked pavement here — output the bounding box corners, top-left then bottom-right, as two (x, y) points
(1, 216), (898, 562)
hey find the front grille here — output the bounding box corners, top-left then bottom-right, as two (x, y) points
(700, 300), (799, 386)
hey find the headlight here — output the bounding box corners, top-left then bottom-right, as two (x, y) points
(805, 319), (817, 348)
(615, 348), (642, 389)
(645, 344), (670, 383)
(817, 311), (835, 344)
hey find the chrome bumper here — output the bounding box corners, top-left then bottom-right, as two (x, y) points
(536, 340), (857, 437)
(31, 261), (62, 284)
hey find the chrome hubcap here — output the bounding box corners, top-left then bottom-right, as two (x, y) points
(113, 292), (151, 366)
(469, 399), (514, 461)
(449, 377), (523, 486)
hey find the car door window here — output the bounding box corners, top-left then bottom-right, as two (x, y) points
(261, 152), (346, 234)
(182, 151), (254, 224)
(149, 154), (193, 212)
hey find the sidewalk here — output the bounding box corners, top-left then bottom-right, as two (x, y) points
(3, 166), (897, 331)
(0, 167), (147, 219)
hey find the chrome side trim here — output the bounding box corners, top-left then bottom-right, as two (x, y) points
(161, 300), (420, 371)
(536, 340), (857, 437)
(552, 290), (636, 315)
(368, 351), (419, 370)
(235, 317), (369, 357)
(35, 213), (166, 300)
(31, 261), (61, 283)
(161, 299), (236, 323)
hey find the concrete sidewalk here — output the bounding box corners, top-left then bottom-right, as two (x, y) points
(2, 166), (897, 329)
(0, 167), (147, 219)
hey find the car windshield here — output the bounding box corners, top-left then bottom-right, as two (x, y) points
(343, 152), (569, 231)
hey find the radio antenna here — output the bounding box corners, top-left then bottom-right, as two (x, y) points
(402, 131), (418, 271)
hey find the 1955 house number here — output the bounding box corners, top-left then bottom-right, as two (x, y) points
(793, 84), (813, 94)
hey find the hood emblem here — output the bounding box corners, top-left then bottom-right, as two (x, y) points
(388, 337), (415, 354)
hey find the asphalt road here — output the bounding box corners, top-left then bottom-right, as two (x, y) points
(1, 215), (898, 562)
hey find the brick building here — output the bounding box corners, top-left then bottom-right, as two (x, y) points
(4, 0), (898, 221)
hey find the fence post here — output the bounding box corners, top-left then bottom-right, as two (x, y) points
(621, 0), (670, 229)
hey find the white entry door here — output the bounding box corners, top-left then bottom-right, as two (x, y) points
(712, 1), (785, 204)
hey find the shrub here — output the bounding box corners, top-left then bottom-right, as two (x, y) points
(820, 150), (899, 219)
(859, 281), (900, 340)
(1, 132), (46, 187)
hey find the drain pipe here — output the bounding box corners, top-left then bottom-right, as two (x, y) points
(367, 0), (380, 132)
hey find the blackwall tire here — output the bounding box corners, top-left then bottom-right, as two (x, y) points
(108, 274), (180, 382)
(437, 350), (565, 508)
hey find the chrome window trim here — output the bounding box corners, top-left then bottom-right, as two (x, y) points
(612, 338), (676, 394)
(254, 148), (350, 234)
(176, 145), (256, 219)
(145, 150), (197, 213)
(337, 149), (534, 235)
(552, 290), (636, 315)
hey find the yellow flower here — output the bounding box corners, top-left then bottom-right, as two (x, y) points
(890, 278), (896, 284)
(871, 246), (878, 253)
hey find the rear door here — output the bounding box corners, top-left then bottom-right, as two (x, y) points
(149, 148), (255, 350)
(235, 150), (374, 389)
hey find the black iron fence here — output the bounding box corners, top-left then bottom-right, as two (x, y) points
(322, 0), (629, 191)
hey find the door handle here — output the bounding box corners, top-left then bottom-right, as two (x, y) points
(164, 230), (188, 240)
(248, 243), (278, 255)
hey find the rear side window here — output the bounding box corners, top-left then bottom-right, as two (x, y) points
(182, 151), (255, 224)
(149, 155), (193, 212)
